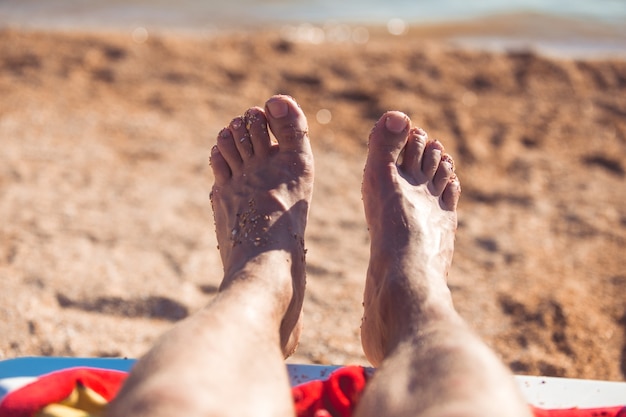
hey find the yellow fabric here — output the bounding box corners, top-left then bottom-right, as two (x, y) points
(35, 384), (108, 417)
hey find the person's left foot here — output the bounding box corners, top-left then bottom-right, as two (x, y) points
(210, 95), (314, 356)
(360, 112), (460, 365)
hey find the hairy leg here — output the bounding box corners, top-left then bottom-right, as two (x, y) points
(106, 95), (313, 417)
(356, 112), (530, 417)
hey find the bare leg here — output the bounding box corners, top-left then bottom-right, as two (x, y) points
(356, 112), (530, 417)
(107, 95), (313, 417)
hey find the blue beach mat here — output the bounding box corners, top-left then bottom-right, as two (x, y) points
(0, 357), (626, 417)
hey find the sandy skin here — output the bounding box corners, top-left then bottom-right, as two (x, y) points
(107, 95), (314, 417)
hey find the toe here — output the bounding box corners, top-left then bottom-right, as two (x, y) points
(230, 116), (254, 160)
(441, 176), (461, 211)
(421, 140), (443, 180)
(217, 126), (243, 173)
(400, 127), (427, 176)
(430, 154), (455, 196)
(244, 107), (272, 157)
(210, 144), (231, 184)
(265, 95), (311, 153)
(367, 111), (410, 166)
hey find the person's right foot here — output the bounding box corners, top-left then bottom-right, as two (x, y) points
(360, 111), (462, 366)
(210, 95), (314, 356)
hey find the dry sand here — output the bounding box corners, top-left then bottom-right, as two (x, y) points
(0, 27), (625, 381)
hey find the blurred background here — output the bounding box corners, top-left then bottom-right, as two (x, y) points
(1, 0), (625, 381)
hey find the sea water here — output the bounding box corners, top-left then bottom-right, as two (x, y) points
(1, 0), (625, 57)
(1, 0), (625, 30)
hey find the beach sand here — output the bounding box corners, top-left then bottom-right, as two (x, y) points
(0, 27), (625, 381)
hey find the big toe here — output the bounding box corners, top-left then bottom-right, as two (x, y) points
(265, 95), (310, 153)
(366, 111), (410, 166)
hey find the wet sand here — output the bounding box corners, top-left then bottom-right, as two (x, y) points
(0, 27), (625, 381)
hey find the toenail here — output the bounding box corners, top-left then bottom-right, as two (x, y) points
(385, 115), (408, 133)
(231, 118), (243, 129)
(441, 154), (455, 170)
(219, 128), (231, 139)
(266, 99), (289, 118)
(415, 127), (427, 137)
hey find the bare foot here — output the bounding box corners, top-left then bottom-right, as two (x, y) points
(209, 95), (314, 356)
(360, 111), (461, 366)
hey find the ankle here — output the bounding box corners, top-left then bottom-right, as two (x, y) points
(362, 272), (460, 363)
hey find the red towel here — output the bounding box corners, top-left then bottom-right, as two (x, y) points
(293, 366), (369, 417)
(0, 367), (127, 417)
